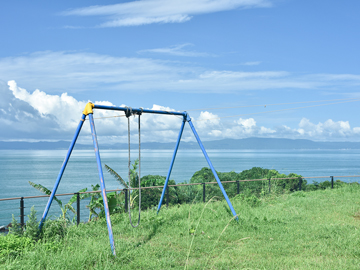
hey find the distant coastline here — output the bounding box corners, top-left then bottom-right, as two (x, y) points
(1, 137), (360, 150)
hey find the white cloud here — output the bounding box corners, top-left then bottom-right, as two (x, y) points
(196, 111), (221, 129)
(138, 43), (212, 57)
(2, 81), (186, 143)
(62, 0), (272, 27)
(0, 80), (58, 140)
(199, 70), (288, 79)
(0, 51), (183, 93)
(2, 81), (360, 143)
(221, 117), (261, 138)
(297, 118), (352, 138)
(100, 14), (191, 27)
(241, 61), (261, 66)
(1, 51), (360, 94)
(8, 80), (87, 132)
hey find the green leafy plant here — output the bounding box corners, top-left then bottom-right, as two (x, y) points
(23, 206), (39, 241)
(9, 214), (23, 237)
(42, 218), (67, 242)
(9, 206), (40, 241)
(84, 184), (102, 221)
(104, 159), (140, 211)
(104, 164), (128, 188)
(0, 234), (33, 260)
(28, 181), (87, 222)
(84, 184), (124, 221)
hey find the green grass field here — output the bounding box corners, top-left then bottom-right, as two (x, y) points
(2, 185), (360, 269)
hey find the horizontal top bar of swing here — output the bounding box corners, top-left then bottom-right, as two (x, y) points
(93, 105), (186, 117)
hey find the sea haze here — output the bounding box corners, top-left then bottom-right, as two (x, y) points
(1, 148), (360, 226)
(1, 138), (360, 150)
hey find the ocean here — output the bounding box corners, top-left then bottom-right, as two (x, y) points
(1, 149), (360, 226)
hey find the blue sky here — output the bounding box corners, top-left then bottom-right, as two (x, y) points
(1, 0), (360, 144)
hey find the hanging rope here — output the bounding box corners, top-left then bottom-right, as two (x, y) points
(126, 107), (142, 228)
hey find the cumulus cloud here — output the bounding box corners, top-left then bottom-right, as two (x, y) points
(1, 81), (185, 143)
(2, 81), (360, 143)
(1, 51), (360, 94)
(192, 115), (360, 142)
(297, 118), (353, 139)
(0, 80), (58, 141)
(8, 80), (87, 132)
(62, 0), (272, 27)
(219, 117), (275, 139)
(192, 115), (276, 140)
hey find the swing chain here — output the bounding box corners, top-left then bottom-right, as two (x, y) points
(127, 107), (142, 228)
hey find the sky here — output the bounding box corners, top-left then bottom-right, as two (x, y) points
(1, 0), (360, 144)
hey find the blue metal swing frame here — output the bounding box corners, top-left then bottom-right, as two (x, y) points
(39, 103), (238, 256)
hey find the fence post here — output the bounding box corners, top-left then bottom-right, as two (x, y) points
(268, 178), (271, 193)
(124, 189), (128, 212)
(236, 180), (240, 194)
(203, 183), (206, 203)
(166, 185), (169, 208)
(331, 176), (334, 189)
(298, 177), (302, 191)
(20, 197), (24, 228)
(76, 193), (80, 225)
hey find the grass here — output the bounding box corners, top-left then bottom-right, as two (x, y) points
(1, 185), (360, 269)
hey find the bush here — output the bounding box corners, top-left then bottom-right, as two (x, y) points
(23, 206), (39, 241)
(42, 219), (67, 241)
(9, 214), (23, 237)
(132, 175), (179, 209)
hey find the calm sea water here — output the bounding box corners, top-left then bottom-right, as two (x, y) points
(1, 149), (360, 226)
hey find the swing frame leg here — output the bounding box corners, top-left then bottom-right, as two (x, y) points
(187, 116), (238, 220)
(89, 113), (116, 256)
(157, 117), (186, 213)
(39, 114), (86, 230)
(157, 113), (238, 221)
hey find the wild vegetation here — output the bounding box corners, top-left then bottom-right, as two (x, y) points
(1, 183), (360, 269)
(27, 162), (352, 217)
(1, 165), (359, 269)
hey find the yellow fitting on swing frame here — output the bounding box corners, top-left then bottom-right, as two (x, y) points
(83, 102), (94, 115)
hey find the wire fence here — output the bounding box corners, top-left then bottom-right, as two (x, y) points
(1, 174), (359, 231)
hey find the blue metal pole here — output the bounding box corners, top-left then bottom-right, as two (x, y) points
(157, 118), (186, 214)
(186, 113), (238, 220)
(39, 114), (86, 229)
(88, 113), (116, 256)
(93, 104), (186, 117)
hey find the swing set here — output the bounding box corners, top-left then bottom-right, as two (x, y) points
(39, 102), (238, 256)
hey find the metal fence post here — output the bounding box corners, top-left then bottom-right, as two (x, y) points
(20, 197), (24, 228)
(299, 177), (302, 191)
(236, 180), (240, 194)
(76, 193), (80, 225)
(124, 189), (128, 212)
(202, 183), (206, 203)
(331, 176), (334, 189)
(166, 185), (169, 208)
(268, 178), (271, 193)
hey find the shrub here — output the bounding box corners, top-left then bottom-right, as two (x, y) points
(9, 214), (23, 237)
(42, 218), (67, 241)
(132, 175), (179, 209)
(23, 206), (39, 241)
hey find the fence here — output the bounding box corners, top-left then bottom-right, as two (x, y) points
(1, 175), (359, 229)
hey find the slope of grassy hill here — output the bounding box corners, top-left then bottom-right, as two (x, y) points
(1, 185), (360, 269)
